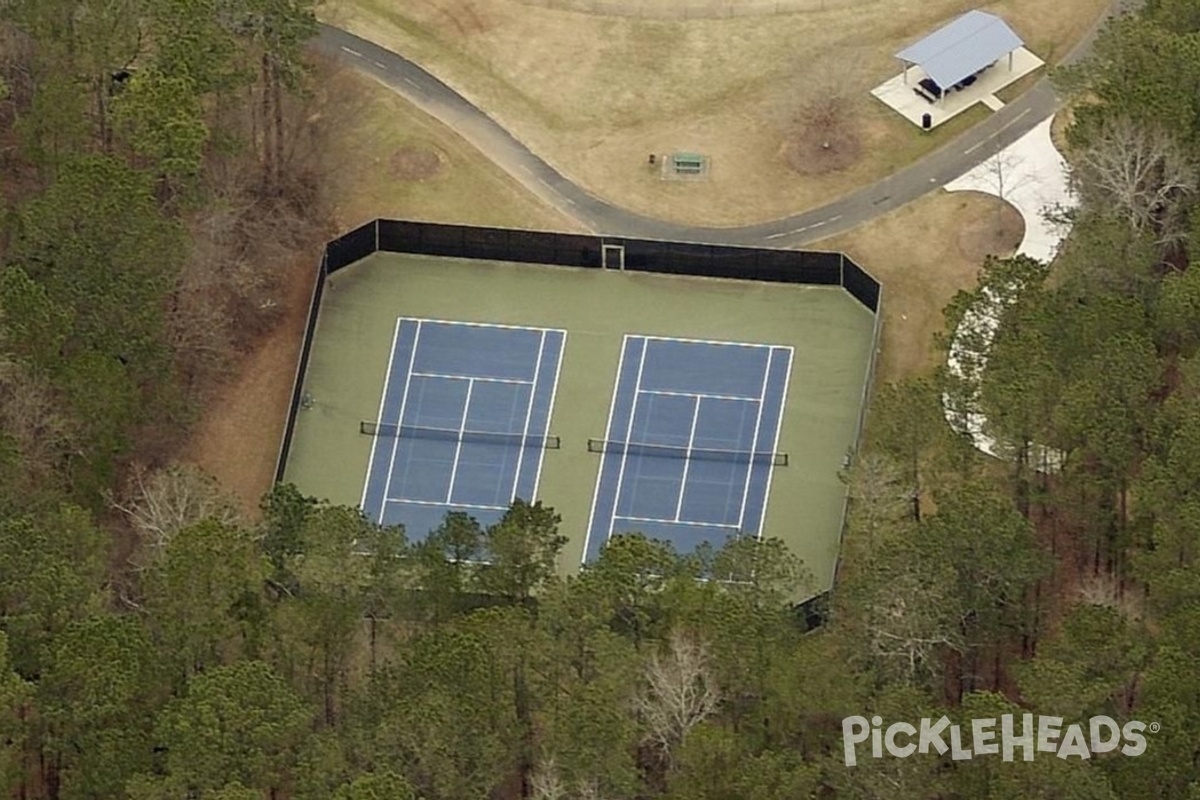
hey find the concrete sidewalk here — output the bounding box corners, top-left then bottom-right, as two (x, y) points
(941, 116), (1074, 468)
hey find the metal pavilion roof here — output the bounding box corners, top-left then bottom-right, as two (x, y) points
(895, 10), (1023, 89)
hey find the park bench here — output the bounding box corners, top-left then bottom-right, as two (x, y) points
(672, 153), (704, 174)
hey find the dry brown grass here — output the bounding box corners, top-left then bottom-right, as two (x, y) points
(321, 0), (1108, 225)
(992, 69), (1042, 104)
(322, 67), (583, 231)
(785, 130), (863, 176)
(786, 87), (863, 175)
(391, 145), (445, 181)
(818, 190), (1024, 381)
(183, 256), (317, 514)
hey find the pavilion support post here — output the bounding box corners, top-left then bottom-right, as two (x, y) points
(1009, 50), (1014, 71)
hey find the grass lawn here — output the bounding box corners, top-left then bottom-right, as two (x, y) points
(993, 70), (1043, 104)
(321, 66), (583, 232)
(319, 0), (1108, 225)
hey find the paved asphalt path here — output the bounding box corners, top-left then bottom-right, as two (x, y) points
(314, 1), (1136, 246)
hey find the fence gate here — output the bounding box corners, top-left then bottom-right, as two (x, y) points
(601, 243), (625, 270)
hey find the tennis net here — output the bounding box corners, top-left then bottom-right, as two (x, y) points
(587, 438), (787, 466)
(361, 422), (560, 449)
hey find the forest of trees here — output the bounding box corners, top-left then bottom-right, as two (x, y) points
(1, 0), (1200, 798)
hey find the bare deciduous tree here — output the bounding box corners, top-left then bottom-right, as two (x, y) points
(1072, 117), (1197, 241)
(842, 452), (914, 545)
(0, 363), (77, 482)
(787, 56), (868, 175)
(530, 759), (568, 800)
(634, 629), (720, 760)
(803, 91), (851, 152)
(1077, 572), (1143, 621)
(575, 781), (605, 800)
(979, 148), (1034, 203)
(863, 567), (965, 685)
(530, 759), (606, 800)
(973, 148), (1041, 231)
(112, 463), (243, 555)
(165, 55), (359, 392)
(167, 266), (237, 391)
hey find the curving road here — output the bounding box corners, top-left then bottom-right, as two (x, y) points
(314, 1), (1133, 245)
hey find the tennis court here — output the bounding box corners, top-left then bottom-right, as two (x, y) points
(283, 244), (877, 596)
(360, 318), (565, 535)
(584, 335), (792, 559)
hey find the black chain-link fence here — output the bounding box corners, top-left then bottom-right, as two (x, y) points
(324, 220), (880, 310)
(274, 249), (332, 481)
(278, 221), (884, 529)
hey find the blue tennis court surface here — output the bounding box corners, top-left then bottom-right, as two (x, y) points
(584, 336), (793, 560)
(361, 319), (565, 536)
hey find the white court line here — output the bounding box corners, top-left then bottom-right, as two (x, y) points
(582, 334), (630, 563)
(443, 378), (475, 504)
(510, 330), (546, 501)
(397, 316), (568, 335)
(402, 319), (563, 386)
(639, 388), (758, 402)
(614, 513), (738, 530)
(756, 346), (794, 538)
(385, 497), (507, 512)
(380, 320), (423, 524)
(641, 334), (783, 349)
(673, 396), (702, 522)
(607, 337), (648, 543)
(735, 349), (773, 532)
(361, 317), (405, 512)
(412, 371), (533, 386)
(531, 330), (566, 501)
